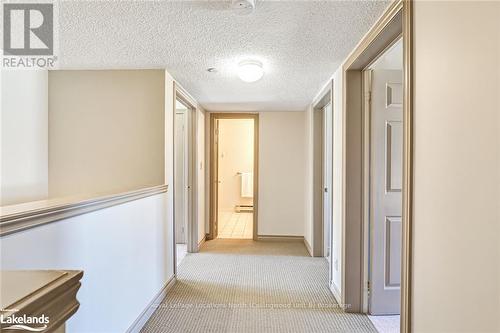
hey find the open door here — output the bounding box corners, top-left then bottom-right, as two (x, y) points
(369, 68), (403, 315)
(175, 109), (187, 244)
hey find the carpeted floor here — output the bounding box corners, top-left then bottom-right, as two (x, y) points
(141, 239), (377, 333)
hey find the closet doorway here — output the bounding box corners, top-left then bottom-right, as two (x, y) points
(173, 90), (196, 268)
(209, 114), (259, 241)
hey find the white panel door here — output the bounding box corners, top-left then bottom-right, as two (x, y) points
(369, 70), (403, 315)
(175, 111), (187, 244)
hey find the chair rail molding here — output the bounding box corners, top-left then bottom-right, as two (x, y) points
(0, 185), (168, 237)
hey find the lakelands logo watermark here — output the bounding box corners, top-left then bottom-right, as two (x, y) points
(0, 313), (49, 332)
(2, 1), (58, 68)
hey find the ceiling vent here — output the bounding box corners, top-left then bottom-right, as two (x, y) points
(231, 0), (256, 15)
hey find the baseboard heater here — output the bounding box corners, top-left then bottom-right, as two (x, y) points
(235, 205), (253, 213)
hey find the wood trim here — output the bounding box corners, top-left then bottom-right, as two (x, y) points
(198, 234), (207, 249)
(304, 237), (313, 256)
(208, 114), (217, 241)
(0, 185), (168, 237)
(126, 275), (176, 333)
(173, 81), (199, 110)
(401, 0), (413, 332)
(208, 113), (259, 119)
(343, 70), (364, 313)
(343, 0), (403, 70)
(361, 69), (372, 314)
(0, 270), (83, 333)
(253, 115), (260, 242)
(257, 235), (304, 242)
(311, 81), (332, 109)
(208, 113), (259, 241)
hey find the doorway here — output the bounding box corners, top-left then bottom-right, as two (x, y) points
(174, 94), (195, 267)
(342, 0), (413, 331)
(209, 114), (259, 241)
(311, 84), (333, 260)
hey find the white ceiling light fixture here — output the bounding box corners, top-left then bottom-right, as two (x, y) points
(238, 60), (264, 83)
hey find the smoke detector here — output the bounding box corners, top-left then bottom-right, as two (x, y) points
(231, 0), (256, 15)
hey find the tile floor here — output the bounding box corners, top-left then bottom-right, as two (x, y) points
(368, 315), (400, 333)
(218, 211), (253, 239)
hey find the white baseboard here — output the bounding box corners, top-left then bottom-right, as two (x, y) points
(126, 275), (176, 333)
(257, 235), (304, 242)
(303, 238), (313, 257)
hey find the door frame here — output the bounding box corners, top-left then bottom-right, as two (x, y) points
(311, 82), (333, 258)
(208, 113), (259, 241)
(173, 83), (199, 273)
(341, 0), (413, 331)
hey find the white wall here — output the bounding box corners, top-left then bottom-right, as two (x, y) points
(258, 112), (306, 236)
(218, 119), (254, 211)
(1, 70), (48, 205)
(412, 2), (500, 331)
(48, 70), (165, 198)
(0, 194), (172, 333)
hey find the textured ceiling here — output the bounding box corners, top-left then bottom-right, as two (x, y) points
(58, 1), (390, 111)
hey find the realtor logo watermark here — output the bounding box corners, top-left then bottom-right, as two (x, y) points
(2, 1), (58, 68)
(0, 310), (49, 332)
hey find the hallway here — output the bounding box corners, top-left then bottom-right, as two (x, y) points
(141, 240), (376, 333)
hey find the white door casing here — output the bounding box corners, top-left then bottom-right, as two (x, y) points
(369, 69), (403, 315)
(213, 119), (220, 239)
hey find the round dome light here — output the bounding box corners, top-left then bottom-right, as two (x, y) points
(238, 60), (264, 83)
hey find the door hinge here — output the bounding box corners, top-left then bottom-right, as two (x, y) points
(367, 281), (371, 295)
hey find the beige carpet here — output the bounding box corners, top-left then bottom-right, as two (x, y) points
(141, 239), (377, 333)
